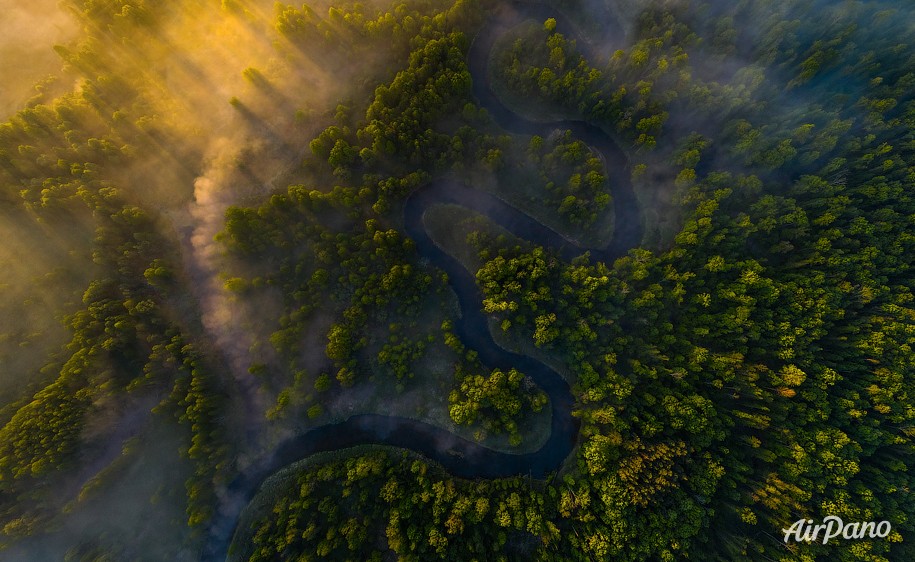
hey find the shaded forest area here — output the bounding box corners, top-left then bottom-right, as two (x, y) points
(0, 0), (912, 561)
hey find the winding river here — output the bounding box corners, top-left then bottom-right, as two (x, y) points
(202, 3), (638, 560)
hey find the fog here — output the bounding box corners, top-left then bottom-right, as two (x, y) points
(0, 0), (78, 116)
(0, 0), (905, 559)
(0, 0), (407, 558)
(1, 416), (200, 561)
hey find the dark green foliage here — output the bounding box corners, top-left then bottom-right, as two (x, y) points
(3, 0), (915, 561)
(377, 328), (433, 380)
(242, 450), (560, 562)
(438, 321), (546, 445)
(363, 32), (472, 167)
(0, 0), (231, 538)
(448, 367), (547, 446)
(526, 132), (611, 227)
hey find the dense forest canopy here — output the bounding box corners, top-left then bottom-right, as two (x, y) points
(0, 0), (912, 560)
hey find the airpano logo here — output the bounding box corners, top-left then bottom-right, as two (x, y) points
(783, 516), (892, 544)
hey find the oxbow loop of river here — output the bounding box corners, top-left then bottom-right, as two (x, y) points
(201, 3), (640, 560)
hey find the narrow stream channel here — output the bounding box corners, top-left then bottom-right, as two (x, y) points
(202, 4), (638, 559)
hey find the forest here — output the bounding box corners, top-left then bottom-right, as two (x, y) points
(0, 0), (912, 560)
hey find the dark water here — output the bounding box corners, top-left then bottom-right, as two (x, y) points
(201, 4), (638, 560)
